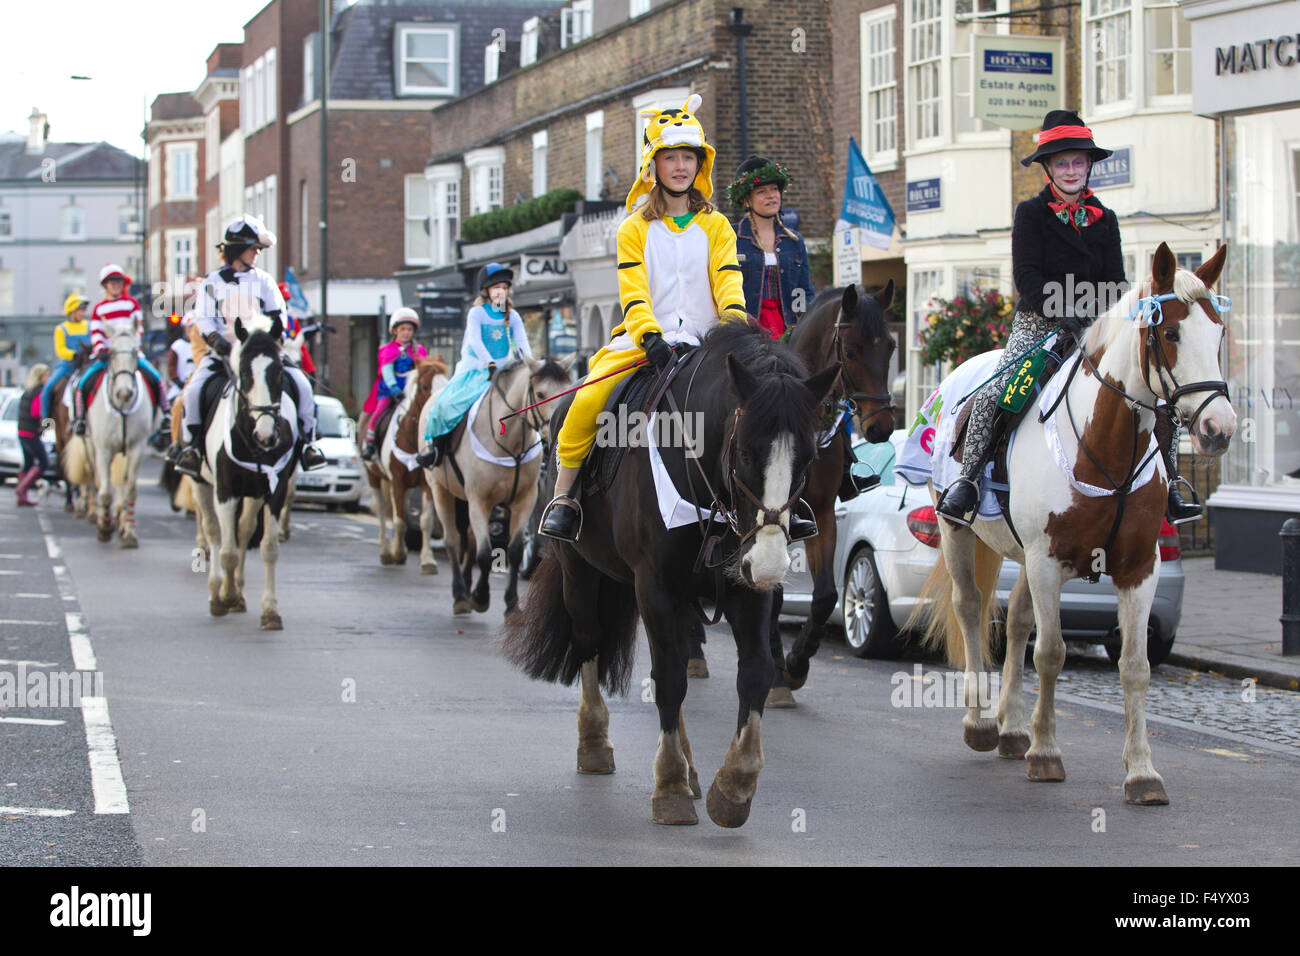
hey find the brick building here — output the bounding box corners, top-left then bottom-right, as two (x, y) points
(408, 0), (837, 369)
(281, 0), (556, 409)
(195, 44), (243, 276)
(145, 93), (205, 320)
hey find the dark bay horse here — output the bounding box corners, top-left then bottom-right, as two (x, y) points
(767, 283), (898, 701)
(504, 323), (837, 827)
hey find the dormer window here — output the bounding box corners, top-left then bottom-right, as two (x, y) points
(396, 23), (459, 97)
(521, 18), (539, 67)
(562, 1), (593, 48)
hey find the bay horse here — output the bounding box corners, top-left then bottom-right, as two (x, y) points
(504, 323), (838, 827)
(191, 313), (303, 630)
(916, 243), (1235, 805)
(84, 329), (161, 547)
(767, 281), (897, 704)
(360, 355), (448, 572)
(423, 355), (573, 615)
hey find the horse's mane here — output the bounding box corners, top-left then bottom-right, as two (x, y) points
(701, 322), (815, 439)
(1081, 268), (1211, 355)
(533, 357), (569, 383)
(404, 354), (450, 402)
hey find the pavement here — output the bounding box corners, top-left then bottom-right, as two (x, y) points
(1168, 557), (1299, 692)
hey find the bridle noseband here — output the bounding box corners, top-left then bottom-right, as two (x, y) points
(720, 407), (812, 546)
(1129, 292), (1232, 433)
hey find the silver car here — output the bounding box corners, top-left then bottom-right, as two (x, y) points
(779, 430), (1185, 666)
(291, 395), (365, 511)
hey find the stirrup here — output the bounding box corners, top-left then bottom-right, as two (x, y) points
(538, 494), (583, 542)
(1166, 476), (1203, 526)
(935, 477), (979, 527)
(175, 446), (203, 479)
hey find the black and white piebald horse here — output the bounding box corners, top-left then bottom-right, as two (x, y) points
(191, 312), (303, 629)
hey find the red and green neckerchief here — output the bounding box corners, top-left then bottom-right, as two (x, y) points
(1045, 179), (1103, 234)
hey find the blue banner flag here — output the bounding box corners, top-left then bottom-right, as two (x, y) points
(840, 137), (896, 250)
(282, 267), (310, 318)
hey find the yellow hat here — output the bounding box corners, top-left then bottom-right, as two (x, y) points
(63, 293), (90, 316)
(625, 93), (715, 213)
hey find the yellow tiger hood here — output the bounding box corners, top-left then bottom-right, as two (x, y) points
(625, 93), (716, 213)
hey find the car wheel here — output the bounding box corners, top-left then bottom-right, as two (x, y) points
(842, 545), (903, 659)
(1103, 627), (1175, 668)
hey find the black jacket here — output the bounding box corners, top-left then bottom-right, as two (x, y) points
(1012, 186), (1126, 321)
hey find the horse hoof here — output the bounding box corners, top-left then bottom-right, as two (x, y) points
(421, 562), (438, 575)
(963, 723), (999, 752)
(576, 746), (615, 774)
(686, 657), (709, 679)
(470, 595), (489, 613)
(452, 600), (472, 615)
(120, 536), (138, 550)
(765, 686), (797, 709)
(1124, 776), (1169, 806)
(209, 600), (228, 618)
(279, 530), (289, 543)
(260, 612), (283, 631)
(783, 654), (809, 691)
(1025, 754), (1066, 782)
(97, 528), (112, 542)
(705, 779), (753, 829)
(223, 596), (246, 613)
(651, 794), (699, 826)
(998, 732), (1031, 758)
(395, 553), (408, 565)
(64, 502), (74, 513)
(380, 553), (395, 566)
(689, 767), (701, 799)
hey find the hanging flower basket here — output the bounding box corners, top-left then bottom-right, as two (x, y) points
(918, 288), (1015, 367)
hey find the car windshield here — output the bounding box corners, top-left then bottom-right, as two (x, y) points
(853, 438), (896, 486)
(1, 398), (16, 422)
(316, 403), (351, 438)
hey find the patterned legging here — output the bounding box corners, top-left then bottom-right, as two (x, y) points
(958, 310), (1058, 480)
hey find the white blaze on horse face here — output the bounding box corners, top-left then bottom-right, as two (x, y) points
(743, 433), (793, 589)
(1177, 303), (1236, 456)
(249, 355), (277, 445)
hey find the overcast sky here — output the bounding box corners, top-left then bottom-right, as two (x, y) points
(0, 0), (339, 156)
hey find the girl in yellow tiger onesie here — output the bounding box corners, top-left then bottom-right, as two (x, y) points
(538, 94), (748, 541)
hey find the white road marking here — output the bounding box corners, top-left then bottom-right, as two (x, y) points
(0, 658), (61, 667)
(66, 612), (96, 671)
(0, 554), (29, 559)
(0, 716), (66, 726)
(13, 593), (52, 599)
(0, 570), (25, 575)
(40, 528), (62, 560)
(0, 619), (57, 626)
(81, 698), (129, 814)
(0, 806), (75, 817)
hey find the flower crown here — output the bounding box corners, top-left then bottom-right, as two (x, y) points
(727, 161), (792, 208)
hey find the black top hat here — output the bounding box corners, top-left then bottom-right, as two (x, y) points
(1020, 110), (1113, 167)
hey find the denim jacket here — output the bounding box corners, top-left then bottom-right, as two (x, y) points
(735, 216), (815, 328)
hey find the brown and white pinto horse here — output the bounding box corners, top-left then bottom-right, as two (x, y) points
(917, 243), (1235, 805)
(361, 356), (448, 572)
(767, 282), (897, 705)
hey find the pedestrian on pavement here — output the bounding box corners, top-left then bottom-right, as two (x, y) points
(417, 265), (533, 469)
(362, 307), (428, 460)
(41, 294), (91, 421)
(933, 110), (1207, 525)
(729, 156), (813, 339)
(15, 364), (51, 507)
(536, 92), (758, 543)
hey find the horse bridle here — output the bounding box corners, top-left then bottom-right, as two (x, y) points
(229, 353), (288, 455)
(108, 341), (139, 412)
(828, 317), (895, 432)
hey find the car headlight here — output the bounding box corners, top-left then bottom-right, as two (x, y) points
(0, 437), (18, 452)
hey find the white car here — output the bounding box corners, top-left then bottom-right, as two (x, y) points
(779, 430), (1186, 666)
(0, 387), (59, 482)
(291, 395), (365, 511)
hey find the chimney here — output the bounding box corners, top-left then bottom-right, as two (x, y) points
(26, 107), (49, 155)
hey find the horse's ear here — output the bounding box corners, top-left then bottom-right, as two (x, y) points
(803, 364), (840, 406)
(727, 353), (759, 403)
(1195, 244), (1227, 290)
(558, 353), (576, 372)
(525, 356), (544, 375)
(1151, 242), (1176, 293)
(840, 284), (859, 322)
(234, 317), (248, 344)
(873, 279), (894, 310)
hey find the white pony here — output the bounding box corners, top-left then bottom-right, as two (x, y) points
(914, 243), (1236, 805)
(84, 328), (161, 547)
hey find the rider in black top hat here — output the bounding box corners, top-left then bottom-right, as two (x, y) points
(936, 110), (1202, 527)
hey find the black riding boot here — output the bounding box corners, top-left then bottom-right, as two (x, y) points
(538, 495), (582, 542)
(837, 428), (880, 502)
(415, 434), (447, 469)
(175, 427), (204, 478)
(1155, 406), (1201, 525)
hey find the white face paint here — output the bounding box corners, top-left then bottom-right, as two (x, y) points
(742, 433), (794, 589)
(249, 354), (278, 445)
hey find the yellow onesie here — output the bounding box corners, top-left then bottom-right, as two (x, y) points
(555, 207), (747, 469)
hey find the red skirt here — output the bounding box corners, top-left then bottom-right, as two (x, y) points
(757, 298), (785, 339)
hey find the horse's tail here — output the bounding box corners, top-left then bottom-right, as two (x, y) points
(109, 453), (127, 487)
(909, 536), (1002, 670)
(62, 436), (90, 486)
(502, 553), (639, 696)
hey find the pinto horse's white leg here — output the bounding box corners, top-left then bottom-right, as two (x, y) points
(997, 568), (1034, 758)
(576, 659), (614, 774)
(194, 483), (226, 616)
(376, 478), (395, 565)
(388, 479), (409, 566)
(419, 487), (437, 575)
(1024, 551), (1068, 782)
(1116, 573), (1168, 804)
(260, 502), (283, 630)
(939, 522), (999, 751)
(215, 495), (242, 612)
